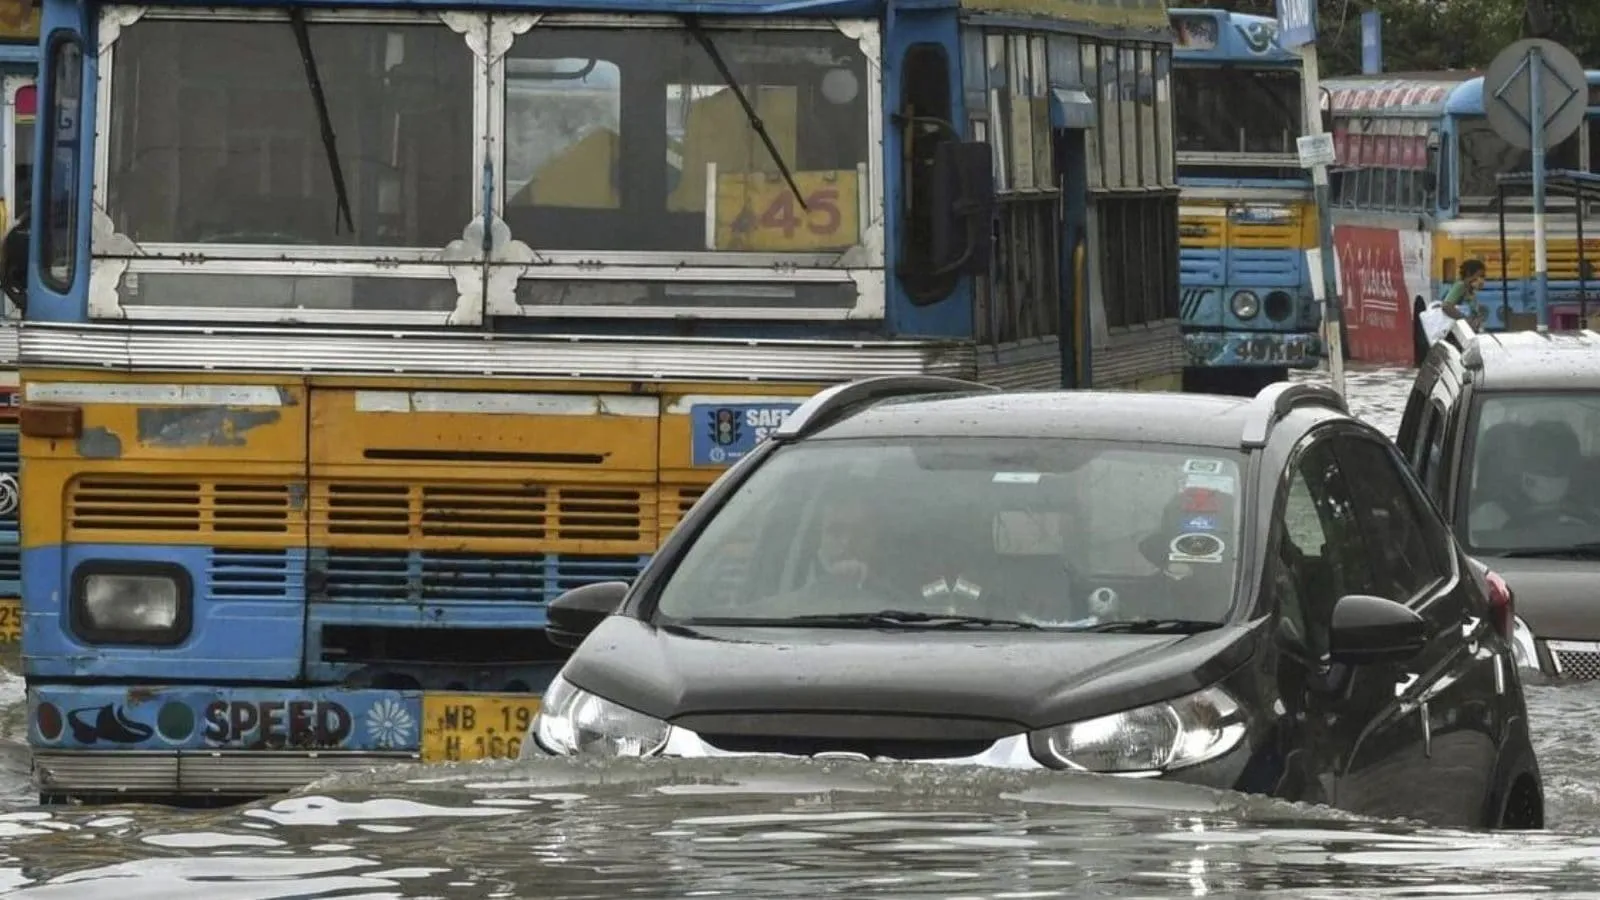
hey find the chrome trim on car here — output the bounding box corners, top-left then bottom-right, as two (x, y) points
(33, 749), (418, 797)
(18, 323), (977, 383)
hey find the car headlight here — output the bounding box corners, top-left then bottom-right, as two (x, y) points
(1231, 290), (1260, 320)
(1510, 615), (1541, 671)
(1030, 685), (1248, 774)
(72, 567), (190, 644)
(531, 676), (671, 758)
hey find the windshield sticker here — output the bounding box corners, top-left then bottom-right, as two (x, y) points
(1185, 473), (1236, 493)
(1181, 488), (1222, 512)
(1183, 458), (1227, 476)
(1169, 532), (1226, 564)
(1086, 586), (1120, 619)
(1182, 514), (1219, 532)
(921, 579), (950, 600)
(689, 402), (802, 466)
(993, 472), (1042, 484)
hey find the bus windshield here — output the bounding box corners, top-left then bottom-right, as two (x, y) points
(505, 26), (871, 255)
(1456, 116), (1582, 204)
(1174, 67), (1302, 155)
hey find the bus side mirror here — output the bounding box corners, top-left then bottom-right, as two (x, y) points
(1320, 109), (1334, 135)
(930, 140), (996, 277)
(1, 220), (28, 315)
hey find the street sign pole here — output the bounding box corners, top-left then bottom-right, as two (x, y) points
(1529, 48), (1549, 330)
(1485, 38), (1585, 334)
(1277, 0), (1344, 398)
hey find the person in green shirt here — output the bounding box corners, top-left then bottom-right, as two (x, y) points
(1441, 258), (1489, 328)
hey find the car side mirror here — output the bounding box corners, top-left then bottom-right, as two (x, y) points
(1328, 593), (1427, 666)
(930, 140), (996, 277)
(0, 219), (28, 314)
(545, 580), (630, 650)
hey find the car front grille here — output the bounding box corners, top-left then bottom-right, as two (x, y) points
(1547, 640), (1600, 680)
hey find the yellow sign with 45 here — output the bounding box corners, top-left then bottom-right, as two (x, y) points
(714, 169), (860, 253)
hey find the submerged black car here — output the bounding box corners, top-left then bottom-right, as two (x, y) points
(526, 376), (1544, 830)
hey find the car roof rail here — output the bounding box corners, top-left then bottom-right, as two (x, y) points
(1240, 381), (1348, 448)
(1445, 319), (1485, 368)
(773, 375), (999, 442)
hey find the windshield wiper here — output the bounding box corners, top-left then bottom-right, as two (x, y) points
(288, 9), (355, 234)
(1080, 618), (1223, 634)
(1497, 542), (1600, 560)
(679, 16), (807, 211)
(783, 610), (1043, 630)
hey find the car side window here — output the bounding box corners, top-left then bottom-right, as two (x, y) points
(1332, 434), (1452, 604)
(1272, 437), (1375, 657)
(1413, 401), (1441, 481)
(1398, 378), (1433, 456)
(1422, 396), (1451, 503)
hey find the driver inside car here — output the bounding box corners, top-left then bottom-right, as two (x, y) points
(1472, 419), (1595, 533)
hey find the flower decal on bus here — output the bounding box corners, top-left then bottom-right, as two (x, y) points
(365, 699), (417, 749)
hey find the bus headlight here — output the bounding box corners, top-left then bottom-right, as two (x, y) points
(1230, 291), (1261, 320)
(71, 565), (191, 645)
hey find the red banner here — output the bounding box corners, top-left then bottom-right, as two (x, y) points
(1334, 225), (1416, 365)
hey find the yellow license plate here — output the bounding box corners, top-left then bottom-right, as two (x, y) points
(0, 597), (19, 644)
(420, 693), (542, 763)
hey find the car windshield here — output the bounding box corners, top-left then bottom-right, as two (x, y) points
(1463, 392), (1600, 555)
(653, 438), (1247, 628)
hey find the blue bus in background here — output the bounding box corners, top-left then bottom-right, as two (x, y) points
(1322, 71), (1600, 365)
(1170, 8), (1320, 394)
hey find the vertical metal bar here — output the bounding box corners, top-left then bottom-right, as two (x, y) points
(1299, 45), (1344, 397)
(1499, 183), (1511, 325)
(1530, 47), (1550, 331)
(1579, 182), (1588, 329)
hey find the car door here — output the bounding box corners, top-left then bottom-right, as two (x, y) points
(1330, 429), (1499, 827)
(1263, 429), (1387, 809)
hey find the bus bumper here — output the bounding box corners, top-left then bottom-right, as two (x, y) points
(1183, 330), (1321, 370)
(27, 683), (541, 800)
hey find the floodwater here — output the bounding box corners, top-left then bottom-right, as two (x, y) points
(8, 363), (1600, 898)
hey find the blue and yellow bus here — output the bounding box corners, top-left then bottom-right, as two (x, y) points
(1322, 71), (1600, 365)
(0, 1), (38, 646)
(1169, 8), (1320, 394)
(8, 0), (1186, 802)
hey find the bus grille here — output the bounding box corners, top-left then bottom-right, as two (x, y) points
(1461, 238), (1600, 282)
(313, 550), (646, 605)
(67, 477), (297, 538)
(67, 477), (710, 551)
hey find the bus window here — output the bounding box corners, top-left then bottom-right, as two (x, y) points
(1458, 116), (1580, 206)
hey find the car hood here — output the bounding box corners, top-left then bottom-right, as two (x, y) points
(561, 616), (1260, 734)
(1483, 556), (1600, 640)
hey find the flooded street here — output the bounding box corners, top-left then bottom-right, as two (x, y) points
(8, 364), (1600, 896)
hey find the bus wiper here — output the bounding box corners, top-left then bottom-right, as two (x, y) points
(680, 16), (807, 211)
(784, 610), (1042, 630)
(288, 9), (355, 234)
(1080, 618), (1223, 634)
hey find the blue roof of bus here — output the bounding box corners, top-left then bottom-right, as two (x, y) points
(1445, 69), (1600, 116)
(1323, 70), (1600, 119)
(1169, 8), (1299, 65)
(57, 0), (1174, 34)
